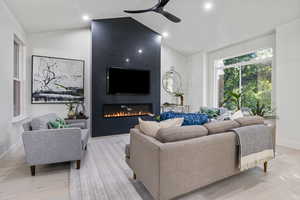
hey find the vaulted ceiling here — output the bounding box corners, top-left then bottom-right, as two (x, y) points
(5, 0), (300, 54)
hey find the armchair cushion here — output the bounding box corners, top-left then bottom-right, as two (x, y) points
(69, 122), (86, 129)
(31, 113), (58, 130)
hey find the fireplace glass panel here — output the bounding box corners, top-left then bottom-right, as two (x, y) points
(103, 104), (153, 118)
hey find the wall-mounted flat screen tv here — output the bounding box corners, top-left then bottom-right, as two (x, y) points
(107, 68), (150, 95)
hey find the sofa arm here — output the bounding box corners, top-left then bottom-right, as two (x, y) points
(22, 128), (82, 165)
(129, 129), (162, 200)
(158, 132), (239, 200)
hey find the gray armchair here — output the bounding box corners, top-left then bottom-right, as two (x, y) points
(22, 113), (89, 176)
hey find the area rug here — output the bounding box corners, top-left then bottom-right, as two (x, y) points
(70, 134), (300, 200)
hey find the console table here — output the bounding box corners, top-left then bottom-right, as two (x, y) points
(161, 105), (190, 113)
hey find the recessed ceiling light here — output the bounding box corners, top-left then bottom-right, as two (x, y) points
(138, 49), (143, 54)
(125, 58), (130, 63)
(162, 32), (169, 38)
(82, 15), (91, 21)
(204, 2), (214, 11)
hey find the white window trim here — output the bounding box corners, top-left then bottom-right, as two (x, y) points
(12, 35), (27, 123)
(213, 48), (274, 108)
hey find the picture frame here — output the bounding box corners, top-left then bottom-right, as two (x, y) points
(31, 55), (85, 104)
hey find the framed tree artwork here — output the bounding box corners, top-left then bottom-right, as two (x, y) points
(31, 55), (85, 104)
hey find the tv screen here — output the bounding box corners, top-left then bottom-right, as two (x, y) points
(107, 68), (150, 95)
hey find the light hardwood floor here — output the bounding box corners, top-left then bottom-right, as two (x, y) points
(1, 135), (300, 200)
(0, 145), (70, 200)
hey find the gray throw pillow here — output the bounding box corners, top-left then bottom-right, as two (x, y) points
(156, 125), (208, 143)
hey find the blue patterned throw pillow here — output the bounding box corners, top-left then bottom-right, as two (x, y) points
(160, 112), (209, 126)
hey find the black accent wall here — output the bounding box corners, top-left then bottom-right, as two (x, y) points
(91, 17), (161, 137)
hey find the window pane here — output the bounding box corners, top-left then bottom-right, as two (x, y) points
(241, 63), (272, 115)
(14, 41), (20, 79)
(13, 80), (21, 117)
(218, 67), (240, 110)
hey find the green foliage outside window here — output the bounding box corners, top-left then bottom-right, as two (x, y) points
(219, 63), (272, 116)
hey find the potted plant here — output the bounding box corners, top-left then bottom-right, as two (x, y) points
(66, 102), (76, 119)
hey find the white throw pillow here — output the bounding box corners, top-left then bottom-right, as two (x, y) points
(231, 110), (244, 120)
(138, 118), (184, 137)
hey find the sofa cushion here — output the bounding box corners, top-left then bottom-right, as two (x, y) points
(138, 118), (184, 137)
(156, 125), (208, 143)
(160, 112), (209, 126)
(31, 113), (59, 130)
(235, 116), (264, 127)
(204, 120), (240, 135)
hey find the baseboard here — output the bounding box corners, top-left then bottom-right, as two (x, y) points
(0, 136), (22, 160)
(277, 137), (300, 150)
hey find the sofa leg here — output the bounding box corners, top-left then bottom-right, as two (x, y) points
(76, 160), (81, 169)
(264, 161), (268, 173)
(30, 166), (36, 176)
(84, 145), (87, 151)
(133, 173), (136, 180)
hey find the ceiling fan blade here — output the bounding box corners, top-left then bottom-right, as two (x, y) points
(159, 0), (171, 7)
(124, 9), (153, 14)
(159, 10), (181, 23)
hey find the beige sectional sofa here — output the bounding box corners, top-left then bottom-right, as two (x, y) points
(125, 117), (275, 200)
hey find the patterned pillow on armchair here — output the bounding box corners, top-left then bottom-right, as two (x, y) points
(160, 112), (209, 126)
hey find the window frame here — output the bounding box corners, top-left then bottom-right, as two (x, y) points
(12, 35), (26, 122)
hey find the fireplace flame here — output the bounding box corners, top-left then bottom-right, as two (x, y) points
(104, 111), (153, 118)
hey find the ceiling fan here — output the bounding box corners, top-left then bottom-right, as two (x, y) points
(124, 0), (181, 23)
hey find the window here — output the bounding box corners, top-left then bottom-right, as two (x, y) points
(215, 48), (273, 115)
(13, 37), (25, 119)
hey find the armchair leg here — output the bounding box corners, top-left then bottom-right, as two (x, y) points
(76, 160), (81, 169)
(84, 145), (87, 150)
(264, 161), (268, 173)
(133, 172), (136, 180)
(30, 166), (36, 176)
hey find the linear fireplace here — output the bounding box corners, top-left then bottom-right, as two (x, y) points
(103, 103), (153, 118)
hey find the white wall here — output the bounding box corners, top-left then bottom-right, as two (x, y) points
(276, 18), (300, 149)
(161, 45), (189, 105)
(186, 52), (207, 112)
(28, 29), (91, 118)
(0, 0), (27, 156)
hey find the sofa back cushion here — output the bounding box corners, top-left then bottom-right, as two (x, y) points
(138, 118), (184, 137)
(160, 112), (209, 126)
(235, 116), (264, 127)
(204, 120), (240, 135)
(156, 125), (208, 143)
(31, 113), (59, 130)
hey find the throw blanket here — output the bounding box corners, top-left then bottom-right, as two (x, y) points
(231, 125), (274, 171)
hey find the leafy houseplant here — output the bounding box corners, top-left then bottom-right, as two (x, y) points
(222, 90), (242, 111)
(251, 100), (266, 117)
(66, 103), (76, 119)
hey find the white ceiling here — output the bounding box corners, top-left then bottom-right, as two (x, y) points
(4, 0), (300, 54)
